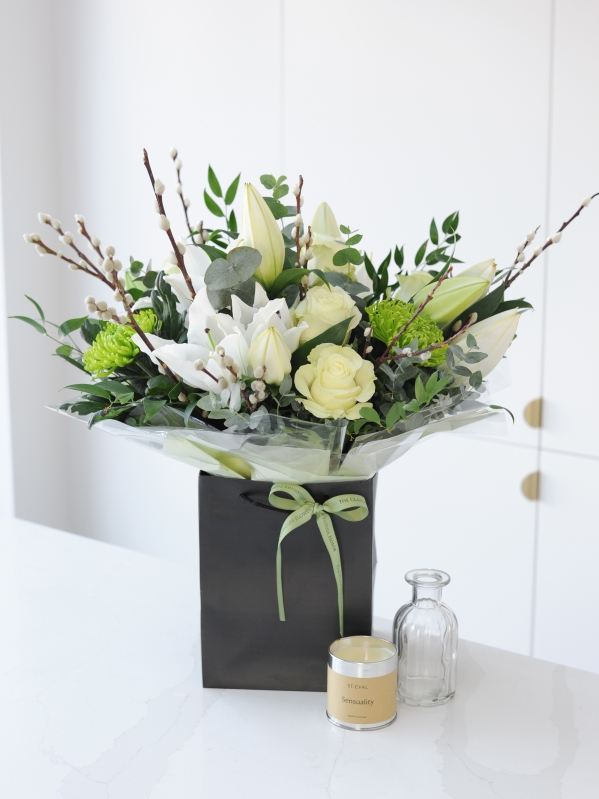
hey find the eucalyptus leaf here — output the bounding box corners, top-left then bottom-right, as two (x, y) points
(260, 174), (277, 190)
(204, 247), (262, 290)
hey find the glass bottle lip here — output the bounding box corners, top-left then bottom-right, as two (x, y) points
(405, 568), (450, 588)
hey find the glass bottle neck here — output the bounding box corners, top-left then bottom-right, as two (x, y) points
(412, 585), (442, 604)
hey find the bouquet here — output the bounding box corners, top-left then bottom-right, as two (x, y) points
(15, 149), (596, 482)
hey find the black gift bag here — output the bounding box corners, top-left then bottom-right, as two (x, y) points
(199, 472), (377, 692)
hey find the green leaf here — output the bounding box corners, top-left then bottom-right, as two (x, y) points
(142, 271), (158, 289)
(490, 404), (515, 424)
(309, 269), (331, 288)
(262, 196), (292, 219)
(205, 247), (262, 290)
(146, 375), (177, 395)
(448, 344), (465, 361)
(359, 407), (381, 425)
(207, 165), (222, 198)
(228, 209), (238, 234)
(199, 244), (228, 262)
(340, 225), (351, 235)
(496, 298), (533, 313)
(469, 371), (483, 389)
(445, 348), (455, 369)
(415, 240), (428, 266)
(323, 272), (369, 295)
(333, 247), (362, 266)
(95, 379), (134, 397)
(58, 316), (88, 338)
(268, 268), (311, 297)
(260, 174), (277, 190)
(430, 219), (439, 246)
(466, 333), (478, 348)
(184, 399), (200, 426)
(394, 246), (404, 268)
(71, 400), (108, 416)
(273, 184), (289, 201)
(346, 234), (363, 246)
(143, 397), (167, 422)
(64, 383), (112, 400)
(279, 374), (293, 396)
(332, 249), (350, 266)
(56, 344), (72, 357)
(386, 402), (406, 429)
(54, 352), (86, 371)
(291, 318), (353, 369)
(204, 190), (224, 217)
(129, 260), (144, 274)
(10, 315), (46, 335)
(414, 375), (427, 405)
(442, 211), (459, 234)
(463, 351), (488, 364)
(451, 365), (472, 377)
(25, 295), (45, 323)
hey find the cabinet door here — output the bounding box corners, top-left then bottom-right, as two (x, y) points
(534, 450), (599, 673)
(374, 435), (538, 655)
(541, 0), (599, 458)
(284, 0), (551, 449)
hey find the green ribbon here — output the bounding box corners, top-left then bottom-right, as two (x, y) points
(269, 483), (369, 636)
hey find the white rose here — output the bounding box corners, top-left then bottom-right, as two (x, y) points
(294, 344), (376, 420)
(293, 285), (362, 343)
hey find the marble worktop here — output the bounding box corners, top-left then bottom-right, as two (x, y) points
(1, 516), (598, 798)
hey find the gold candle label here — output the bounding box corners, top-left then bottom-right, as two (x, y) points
(327, 665), (397, 725)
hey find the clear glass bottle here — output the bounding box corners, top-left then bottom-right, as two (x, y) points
(392, 569), (458, 706)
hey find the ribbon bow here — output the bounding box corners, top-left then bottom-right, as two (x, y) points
(269, 482), (369, 636)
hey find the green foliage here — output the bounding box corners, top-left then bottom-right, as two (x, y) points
(204, 247), (262, 290)
(203, 166), (241, 233)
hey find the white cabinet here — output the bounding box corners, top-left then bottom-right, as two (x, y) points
(375, 435), (538, 655)
(534, 450), (599, 672)
(541, 0), (599, 459)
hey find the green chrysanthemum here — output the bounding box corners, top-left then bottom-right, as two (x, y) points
(366, 298), (447, 367)
(83, 310), (157, 377)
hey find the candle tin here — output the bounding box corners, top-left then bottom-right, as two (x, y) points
(327, 635), (398, 731)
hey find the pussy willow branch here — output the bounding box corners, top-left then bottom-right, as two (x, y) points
(504, 193), (599, 289)
(170, 149), (194, 239)
(294, 175), (305, 300)
(32, 227), (178, 381)
(142, 148), (195, 300)
(500, 226), (539, 285)
(374, 265), (453, 369)
(387, 312), (478, 362)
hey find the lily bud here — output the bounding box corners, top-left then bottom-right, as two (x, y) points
(412, 275), (490, 327)
(451, 309), (521, 383)
(309, 202), (355, 279)
(247, 327), (291, 386)
(237, 183), (285, 289)
(458, 259), (496, 282)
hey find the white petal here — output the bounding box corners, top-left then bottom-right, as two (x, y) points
(282, 321), (309, 353)
(253, 282), (269, 308)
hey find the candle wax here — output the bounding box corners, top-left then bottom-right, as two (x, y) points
(334, 645), (395, 663)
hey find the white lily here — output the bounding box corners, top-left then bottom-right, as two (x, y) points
(164, 245), (211, 309)
(451, 308), (521, 384)
(134, 283), (307, 409)
(458, 259), (497, 282)
(310, 202), (355, 279)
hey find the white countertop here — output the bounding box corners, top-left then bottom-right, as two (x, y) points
(1, 517), (598, 799)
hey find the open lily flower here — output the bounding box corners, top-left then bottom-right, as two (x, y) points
(164, 245), (211, 309)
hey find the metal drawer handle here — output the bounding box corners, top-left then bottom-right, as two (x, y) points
(521, 471), (540, 501)
(524, 398), (543, 428)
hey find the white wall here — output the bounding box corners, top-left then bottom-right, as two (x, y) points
(1, 1), (598, 666)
